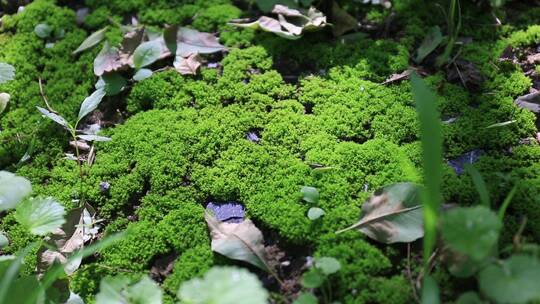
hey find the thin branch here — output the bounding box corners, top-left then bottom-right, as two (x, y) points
(38, 78), (57, 114)
(407, 244), (420, 303)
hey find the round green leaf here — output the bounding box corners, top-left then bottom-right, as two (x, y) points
(301, 186), (319, 204)
(0, 92), (10, 114)
(456, 291), (484, 304)
(442, 206), (501, 261)
(133, 40), (162, 69)
(0, 232), (8, 249)
(294, 292), (318, 304)
(307, 207), (325, 220)
(0, 63), (15, 84)
(479, 255), (540, 304)
(0, 171), (32, 211)
(15, 197), (66, 236)
(96, 73), (127, 96)
(133, 68), (153, 81)
(314, 257), (341, 275)
(34, 24), (52, 38)
(301, 269), (325, 289)
(178, 266), (268, 304)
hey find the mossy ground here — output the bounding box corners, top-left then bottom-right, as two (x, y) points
(1, 0), (539, 302)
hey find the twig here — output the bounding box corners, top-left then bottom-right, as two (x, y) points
(513, 216), (528, 252)
(38, 78), (57, 114)
(415, 248), (439, 290)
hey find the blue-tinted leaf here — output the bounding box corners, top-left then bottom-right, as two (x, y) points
(78, 89), (106, 121)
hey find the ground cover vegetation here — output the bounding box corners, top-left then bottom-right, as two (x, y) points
(0, 0), (540, 303)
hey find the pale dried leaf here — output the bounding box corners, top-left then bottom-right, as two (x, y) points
(174, 53), (202, 75)
(205, 212), (270, 272)
(176, 28), (226, 57)
(337, 183), (424, 243)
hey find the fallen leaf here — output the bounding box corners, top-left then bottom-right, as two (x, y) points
(77, 134), (112, 142)
(174, 53), (202, 75)
(301, 186), (319, 204)
(514, 91), (540, 113)
(93, 42), (124, 76)
(230, 5), (328, 40)
(415, 26), (443, 63)
(527, 53), (540, 65)
(446, 59), (484, 92)
(205, 211), (271, 272)
(382, 70), (412, 85)
(37, 204), (100, 275)
(176, 27), (227, 57)
(336, 182), (424, 244)
(331, 1), (357, 37)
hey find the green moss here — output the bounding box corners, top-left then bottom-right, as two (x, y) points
(162, 245), (214, 294)
(192, 5), (241, 32)
(315, 233), (411, 304)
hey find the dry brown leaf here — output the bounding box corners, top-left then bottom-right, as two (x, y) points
(205, 211), (271, 272)
(174, 53), (202, 75)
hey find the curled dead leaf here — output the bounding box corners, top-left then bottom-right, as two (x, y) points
(229, 5), (328, 40)
(174, 53), (202, 75)
(205, 211), (271, 272)
(337, 183), (424, 244)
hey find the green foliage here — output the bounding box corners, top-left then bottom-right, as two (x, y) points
(15, 197), (66, 236)
(177, 266), (268, 304)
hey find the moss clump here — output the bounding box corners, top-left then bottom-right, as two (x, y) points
(162, 245), (215, 294)
(315, 233), (412, 304)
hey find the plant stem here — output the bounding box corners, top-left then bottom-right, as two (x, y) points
(69, 125), (84, 207)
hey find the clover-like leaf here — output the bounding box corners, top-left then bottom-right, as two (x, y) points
(307, 207), (325, 220)
(314, 257), (341, 275)
(15, 197), (66, 236)
(337, 182), (424, 244)
(96, 275), (162, 304)
(301, 186), (319, 204)
(78, 89), (106, 121)
(133, 39), (162, 69)
(0, 232), (9, 249)
(479, 255), (540, 304)
(0, 63), (15, 84)
(178, 266), (268, 304)
(441, 206), (501, 261)
(34, 23), (52, 38)
(133, 68), (153, 81)
(0, 92), (10, 114)
(0, 171), (32, 211)
(73, 27), (108, 54)
(205, 212), (271, 272)
(301, 268), (325, 288)
(96, 73), (127, 96)
(293, 292), (318, 304)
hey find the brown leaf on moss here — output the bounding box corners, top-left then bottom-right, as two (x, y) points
(205, 211), (271, 272)
(337, 183), (424, 244)
(229, 5), (328, 40)
(174, 53), (202, 75)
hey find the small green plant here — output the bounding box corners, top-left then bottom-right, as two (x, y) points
(411, 73), (540, 303)
(297, 256), (341, 304)
(36, 87), (109, 205)
(0, 171), (123, 303)
(301, 186), (326, 220)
